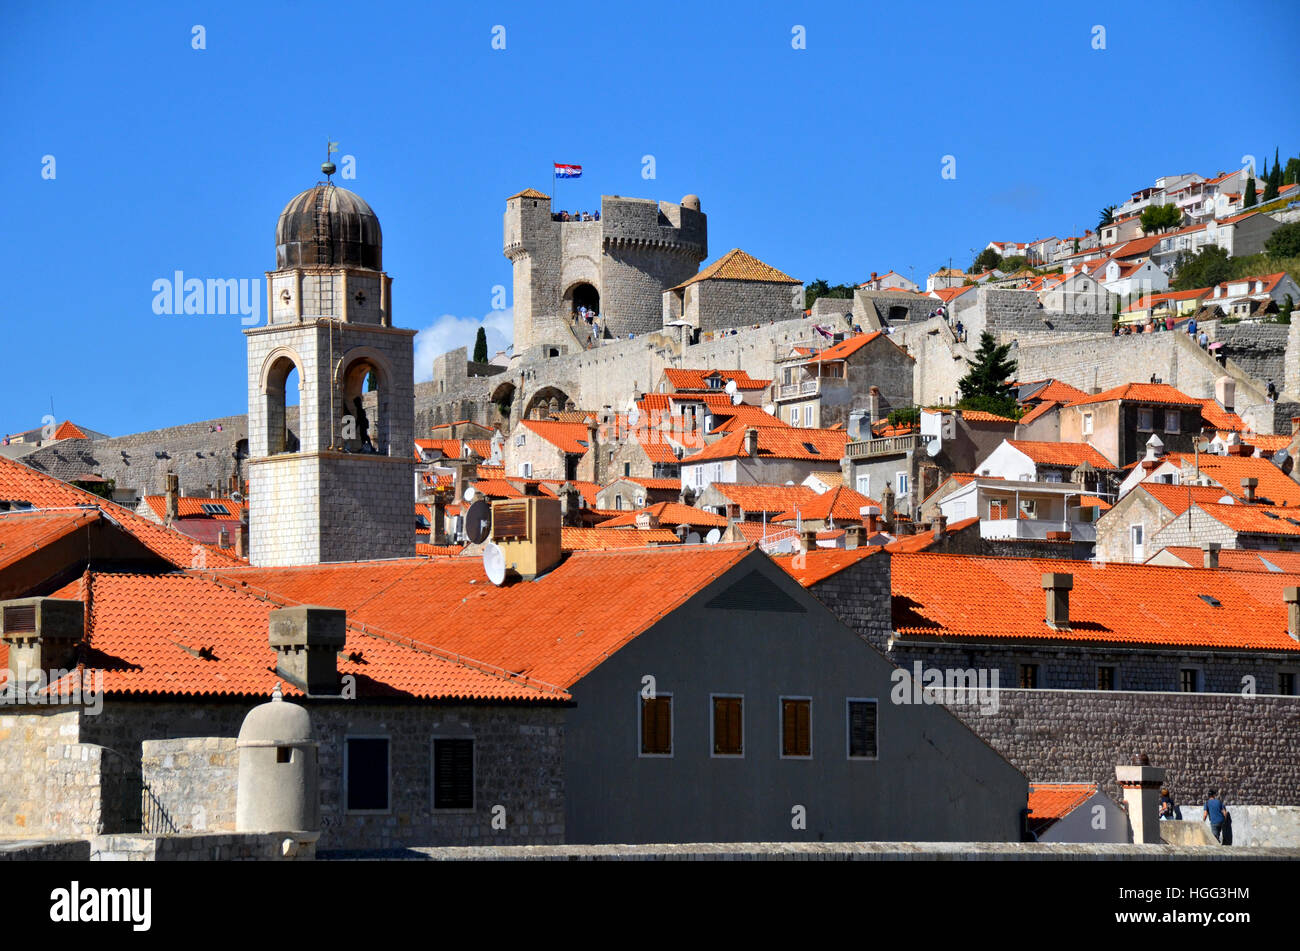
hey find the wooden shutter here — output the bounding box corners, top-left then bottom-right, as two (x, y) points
(848, 701), (877, 758)
(782, 699), (811, 756)
(434, 738), (474, 809)
(714, 697), (743, 755)
(641, 697), (672, 754)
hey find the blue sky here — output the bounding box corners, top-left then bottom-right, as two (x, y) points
(2, 0), (1297, 436)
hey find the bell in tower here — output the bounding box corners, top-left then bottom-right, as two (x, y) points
(244, 159), (415, 566)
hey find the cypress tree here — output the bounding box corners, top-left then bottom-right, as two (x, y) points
(473, 326), (489, 363)
(1244, 176), (1257, 208)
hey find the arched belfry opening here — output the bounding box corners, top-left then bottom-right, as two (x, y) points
(263, 353), (302, 455)
(337, 355), (391, 454)
(568, 282), (600, 318)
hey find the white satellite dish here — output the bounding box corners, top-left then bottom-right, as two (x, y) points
(464, 499), (492, 544)
(628, 407), (641, 427)
(463, 486), (477, 503)
(730, 391), (743, 405)
(1272, 448), (1291, 467)
(724, 379), (738, 395)
(483, 542), (507, 586)
(685, 532), (702, 545)
(704, 528), (721, 545)
(763, 404), (775, 416)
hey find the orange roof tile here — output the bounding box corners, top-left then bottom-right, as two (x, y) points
(772, 547), (881, 586)
(1027, 380), (1089, 404)
(416, 543), (466, 557)
(960, 410), (1017, 424)
(688, 426), (848, 463)
(597, 502), (727, 529)
(1137, 482), (1235, 514)
(671, 249), (800, 289)
(52, 421), (90, 440)
(709, 482), (818, 514)
(730, 522), (800, 546)
(471, 478), (525, 499)
(772, 485), (880, 524)
(892, 552), (1300, 652)
(143, 496), (246, 520)
(662, 368), (771, 391)
(537, 480), (601, 507)
(211, 545), (757, 689)
(807, 332), (885, 362)
(1067, 383), (1203, 408)
(561, 527), (681, 550)
(1193, 503), (1300, 536)
(0, 509), (100, 572)
(519, 419), (592, 454)
(1017, 401), (1060, 426)
(1006, 440), (1118, 469)
(1154, 547), (1300, 573)
(1028, 784), (1098, 833)
(508, 187), (549, 200)
(1194, 399), (1244, 432)
(1167, 453), (1300, 507)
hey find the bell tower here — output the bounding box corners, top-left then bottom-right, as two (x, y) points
(244, 161), (415, 566)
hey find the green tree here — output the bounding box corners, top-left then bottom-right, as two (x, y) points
(473, 326), (489, 363)
(1264, 150), (1282, 201)
(1284, 157), (1300, 185)
(1098, 205), (1118, 230)
(1140, 203), (1181, 234)
(970, 248), (1003, 274)
(1278, 294), (1293, 324)
(1244, 176), (1257, 208)
(804, 278), (855, 310)
(957, 332), (1018, 416)
(1265, 222), (1300, 257)
(1171, 245), (1232, 291)
(999, 255), (1029, 273)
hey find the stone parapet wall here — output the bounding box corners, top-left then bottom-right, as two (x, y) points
(141, 737), (239, 834)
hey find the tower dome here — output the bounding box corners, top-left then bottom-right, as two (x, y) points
(275, 183), (382, 270)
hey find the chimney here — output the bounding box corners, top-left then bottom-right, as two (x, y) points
(880, 484), (896, 524)
(1042, 572), (1073, 629)
(490, 496), (563, 580)
(432, 487), (450, 545)
(679, 484), (697, 507)
(848, 410), (867, 441)
(800, 528), (818, 553)
(1241, 477), (1257, 503)
(217, 528), (231, 549)
(932, 513), (947, 541)
(236, 510), (250, 559)
(165, 472), (179, 523)
(744, 427), (760, 458)
(1203, 542), (1221, 570)
(845, 524), (866, 550)
(268, 606), (346, 696)
(868, 386), (882, 425)
(861, 504), (881, 537)
(585, 418), (599, 482)
(1286, 587), (1299, 640)
(1215, 377), (1235, 413)
(1115, 757), (1167, 844)
(206, 483), (216, 499)
(558, 482), (583, 526)
(1, 598), (84, 687)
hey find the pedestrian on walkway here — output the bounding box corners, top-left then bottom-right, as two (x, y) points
(1202, 789), (1229, 843)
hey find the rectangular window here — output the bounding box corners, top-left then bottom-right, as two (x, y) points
(711, 695), (744, 756)
(989, 498), (1010, 519)
(846, 699), (878, 759)
(520, 461), (532, 477)
(780, 698), (812, 758)
(789, 407), (799, 425)
(344, 737), (390, 812)
(804, 405), (814, 427)
(1018, 664), (1039, 689)
(641, 694), (673, 756)
(896, 472), (909, 496)
(1096, 666), (1116, 690)
(1131, 524), (1145, 561)
(1180, 668), (1200, 692)
(1138, 407), (1154, 431)
(856, 474), (870, 496)
(623, 462), (630, 477)
(432, 737), (474, 810)
(1279, 672), (1297, 696)
(1164, 410), (1180, 432)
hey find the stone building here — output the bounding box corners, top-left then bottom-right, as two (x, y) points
(504, 189), (707, 354)
(771, 331), (914, 429)
(1059, 383), (1207, 467)
(661, 249), (803, 332)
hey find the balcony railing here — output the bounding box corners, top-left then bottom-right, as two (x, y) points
(778, 380), (819, 398)
(980, 518), (1096, 542)
(846, 434), (920, 458)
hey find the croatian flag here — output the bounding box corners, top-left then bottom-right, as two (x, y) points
(554, 163), (583, 179)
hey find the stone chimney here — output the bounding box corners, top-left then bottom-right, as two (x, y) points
(1241, 477), (1257, 503)
(868, 387), (882, 425)
(1, 597), (84, 686)
(558, 482), (583, 526)
(932, 513), (947, 541)
(845, 524), (866, 550)
(217, 528), (231, 549)
(165, 472), (180, 523)
(236, 509), (250, 560)
(1215, 376), (1235, 413)
(1203, 542), (1221, 569)
(744, 427), (760, 458)
(1042, 572), (1073, 629)
(880, 483), (895, 525)
(1116, 757), (1167, 844)
(1286, 587), (1299, 640)
(800, 527), (818, 553)
(861, 504), (881, 537)
(679, 484), (697, 507)
(431, 487), (451, 545)
(585, 418), (600, 482)
(268, 605), (346, 696)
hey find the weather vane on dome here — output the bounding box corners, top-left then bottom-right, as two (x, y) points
(322, 140), (339, 180)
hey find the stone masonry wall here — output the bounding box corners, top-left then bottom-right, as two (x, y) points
(141, 737), (239, 834)
(695, 279), (803, 331)
(945, 689), (1300, 807)
(1217, 322), (1291, 389)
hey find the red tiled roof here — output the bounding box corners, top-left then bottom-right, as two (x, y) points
(1017, 401), (1059, 426)
(1136, 483), (1234, 514)
(806, 332), (888, 362)
(52, 421), (90, 440)
(1194, 399), (1244, 432)
(892, 552), (1300, 652)
(961, 410), (1017, 424)
(471, 478), (525, 499)
(1006, 440), (1118, 469)
(143, 496), (246, 521)
(688, 426), (848, 463)
(1067, 383), (1203, 408)
(211, 545), (756, 689)
(1154, 547), (1300, 573)
(730, 522), (800, 546)
(416, 543), (466, 557)
(560, 527), (681, 550)
(662, 368), (771, 391)
(0, 509), (100, 572)
(597, 502), (727, 529)
(1028, 784), (1097, 833)
(519, 419), (592, 454)
(1193, 503), (1300, 536)
(772, 485), (880, 524)
(709, 482), (818, 514)
(772, 547), (881, 586)
(1028, 380), (1089, 404)
(1166, 453), (1300, 507)
(671, 249), (800, 289)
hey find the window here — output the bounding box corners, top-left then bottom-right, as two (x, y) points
(1164, 410), (1180, 432)
(1018, 664), (1039, 689)
(640, 694), (673, 756)
(1279, 672), (1297, 696)
(780, 697), (812, 758)
(276, 746), (292, 763)
(432, 737), (474, 809)
(804, 405), (813, 427)
(515, 434), (525, 446)
(1043, 470), (1062, 483)
(1019, 498), (1037, 518)
(989, 498), (1010, 520)
(200, 502), (229, 516)
(711, 695), (744, 756)
(614, 494), (622, 510)
(1096, 666), (1116, 690)
(1179, 668), (1200, 693)
(1131, 524), (1145, 560)
(789, 407), (799, 425)
(1138, 407), (1154, 431)
(896, 472), (909, 496)
(846, 699), (878, 759)
(344, 737), (390, 812)
(623, 462), (630, 477)
(856, 474), (870, 496)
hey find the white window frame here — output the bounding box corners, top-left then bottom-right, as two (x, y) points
(1164, 410), (1180, 432)
(803, 405), (813, 427)
(1137, 407), (1154, 431)
(520, 461), (532, 478)
(778, 695), (813, 760)
(1082, 412), (1093, 435)
(709, 693), (745, 759)
(430, 734), (477, 813)
(1130, 523), (1145, 560)
(896, 472), (909, 496)
(343, 734), (392, 815)
(637, 690), (674, 759)
(845, 697), (879, 761)
(856, 473), (870, 497)
(789, 407), (799, 425)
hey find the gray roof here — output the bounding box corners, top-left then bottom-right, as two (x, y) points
(276, 183), (383, 270)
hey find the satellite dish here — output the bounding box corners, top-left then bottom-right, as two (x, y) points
(763, 404), (775, 415)
(730, 391), (743, 405)
(465, 499), (491, 544)
(628, 407), (641, 427)
(483, 542), (507, 586)
(1273, 448), (1291, 467)
(724, 379), (738, 395)
(463, 486), (477, 503)
(230, 491), (244, 502)
(704, 528), (721, 545)
(685, 532), (702, 545)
